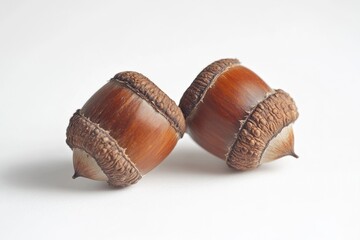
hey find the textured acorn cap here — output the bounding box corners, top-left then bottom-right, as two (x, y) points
(179, 58), (299, 170)
(226, 89), (298, 170)
(66, 111), (140, 187)
(66, 71), (186, 187)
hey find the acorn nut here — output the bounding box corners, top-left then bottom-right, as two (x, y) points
(179, 58), (299, 170)
(66, 71), (186, 187)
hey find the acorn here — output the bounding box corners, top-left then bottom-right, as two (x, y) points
(66, 71), (185, 187)
(179, 59), (299, 170)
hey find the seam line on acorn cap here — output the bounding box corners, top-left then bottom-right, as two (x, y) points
(180, 59), (241, 120)
(111, 75), (185, 137)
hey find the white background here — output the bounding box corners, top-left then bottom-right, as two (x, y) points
(1, 0), (359, 239)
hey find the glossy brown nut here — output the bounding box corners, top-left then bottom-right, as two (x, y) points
(66, 71), (185, 187)
(179, 59), (299, 170)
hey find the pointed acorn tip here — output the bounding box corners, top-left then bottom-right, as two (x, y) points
(72, 172), (80, 179)
(291, 152), (299, 159)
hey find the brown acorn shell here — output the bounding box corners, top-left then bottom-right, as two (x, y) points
(66, 71), (186, 187)
(112, 71), (186, 136)
(179, 59), (299, 170)
(179, 58), (240, 119)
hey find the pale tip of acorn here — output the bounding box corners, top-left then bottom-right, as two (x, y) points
(72, 172), (80, 179)
(260, 124), (297, 163)
(72, 148), (108, 181)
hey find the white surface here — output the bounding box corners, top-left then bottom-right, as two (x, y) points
(1, 0), (359, 239)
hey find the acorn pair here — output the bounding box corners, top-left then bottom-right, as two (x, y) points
(66, 58), (299, 187)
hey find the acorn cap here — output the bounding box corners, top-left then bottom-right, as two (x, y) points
(226, 89), (298, 169)
(66, 71), (186, 187)
(179, 59), (299, 170)
(66, 110), (141, 187)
